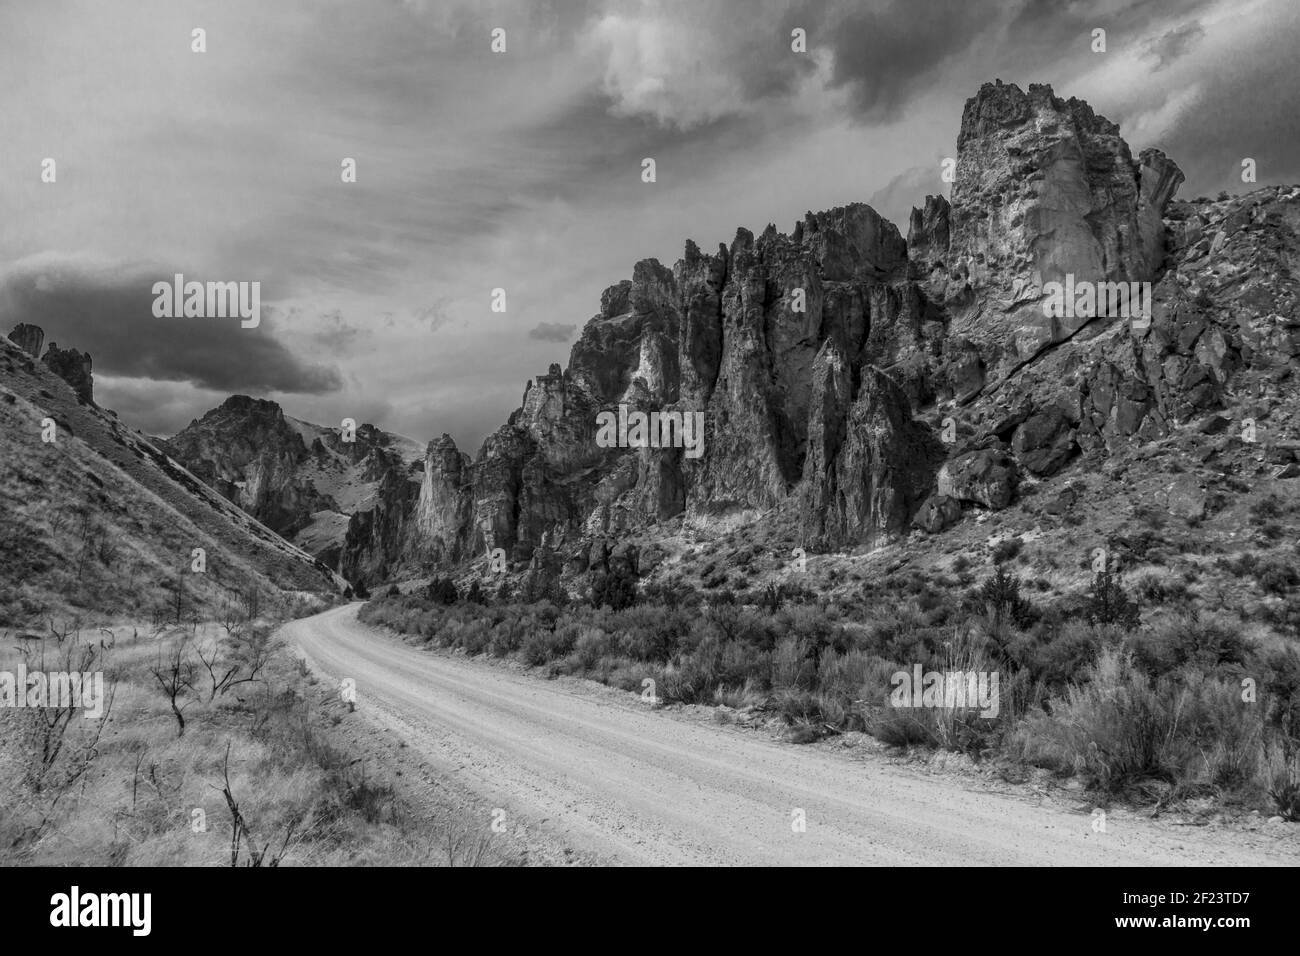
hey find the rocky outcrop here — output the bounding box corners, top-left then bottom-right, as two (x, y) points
(338, 461), (422, 587)
(911, 80), (1185, 374)
(410, 434), (475, 565)
(1012, 407), (1077, 476)
(7, 323), (44, 359)
(937, 449), (1017, 509)
(324, 80), (1300, 584)
(335, 197), (943, 576)
(164, 396), (331, 536)
(42, 342), (94, 403)
(802, 362), (946, 549)
(1, 323), (93, 409)
(913, 494), (962, 533)
(164, 396), (421, 572)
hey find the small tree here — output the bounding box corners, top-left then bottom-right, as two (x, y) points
(979, 567), (1036, 628)
(1086, 572), (1138, 632)
(150, 641), (196, 737)
(427, 576), (458, 605)
(465, 580), (486, 605)
(1085, 570), (1141, 629)
(590, 565), (636, 611)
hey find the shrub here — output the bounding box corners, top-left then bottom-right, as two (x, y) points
(991, 537), (1023, 564)
(1012, 648), (1260, 797)
(611, 605), (686, 663)
(771, 637), (814, 692)
(1128, 613), (1248, 675)
(1013, 648), (1189, 791)
(1084, 571), (1140, 629)
(590, 566), (637, 611)
(1131, 571), (1188, 605)
(572, 627), (612, 672)
(661, 635), (724, 703)
(978, 568), (1036, 628)
(426, 576), (458, 605)
(1255, 559), (1299, 595)
(1251, 494), (1285, 522)
(1003, 620), (1104, 687)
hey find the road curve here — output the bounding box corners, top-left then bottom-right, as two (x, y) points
(285, 604), (1299, 866)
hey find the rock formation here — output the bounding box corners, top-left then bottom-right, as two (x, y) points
(318, 79), (1219, 585)
(41, 342), (94, 404)
(7, 323), (44, 359)
(151, 79), (1297, 591)
(163, 396), (422, 563)
(910, 80), (1185, 375)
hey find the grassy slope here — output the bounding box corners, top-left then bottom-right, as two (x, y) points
(0, 338), (341, 626)
(0, 619), (503, 865)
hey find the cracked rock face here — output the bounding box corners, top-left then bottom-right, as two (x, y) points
(911, 80), (1185, 375)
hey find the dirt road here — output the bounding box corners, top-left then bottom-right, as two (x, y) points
(285, 604), (1299, 866)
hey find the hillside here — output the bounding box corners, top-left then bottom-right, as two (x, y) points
(0, 332), (342, 625)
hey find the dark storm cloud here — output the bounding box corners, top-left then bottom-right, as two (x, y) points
(0, 258), (342, 395)
(528, 322), (577, 343)
(91, 378), (229, 438)
(815, 0), (1006, 121)
(1004, 0), (1218, 64)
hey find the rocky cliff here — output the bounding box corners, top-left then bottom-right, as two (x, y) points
(162, 396), (424, 565)
(335, 79), (1226, 586)
(909, 80), (1185, 374)
(155, 79), (1293, 593)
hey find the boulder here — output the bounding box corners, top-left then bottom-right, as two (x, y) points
(937, 449), (1016, 509)
(1012, 407), (1078, 476)
(913, 494), (962, 533)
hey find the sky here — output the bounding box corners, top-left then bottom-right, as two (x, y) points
(2, 0), (1298, 452)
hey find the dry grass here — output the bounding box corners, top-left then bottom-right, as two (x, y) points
(0, 617), (506, 866)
